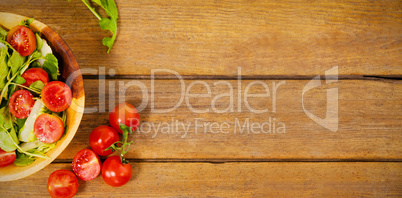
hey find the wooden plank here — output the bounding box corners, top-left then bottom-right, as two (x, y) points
(1, 0), (401, 76)
(57, 79), (402, 160)
(1, 162), (401, 197)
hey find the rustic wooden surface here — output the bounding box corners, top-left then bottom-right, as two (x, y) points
(1, 0), (401, 76)
(55, 79), (402, 161)
(0, 0), (401, 197)
(2, 162), (402, 197)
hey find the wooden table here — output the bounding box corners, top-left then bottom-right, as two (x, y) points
(1, 0), (401, 197)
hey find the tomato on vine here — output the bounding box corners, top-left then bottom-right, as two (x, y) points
(101, 103), (140, 187)
(101, 155), (132, 187)
(109, 102), (140, 134)
(89, 125), (119, 156)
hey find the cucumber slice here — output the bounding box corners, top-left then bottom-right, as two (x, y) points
(19, 99), (45, 142)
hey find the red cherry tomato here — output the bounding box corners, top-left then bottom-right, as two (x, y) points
(21, 68), (49, 87)
(47, 169), (79, 198)
(8, 90), (35, 119)
(101, 155), (132, 187)
(109, 103), (140, 134)
(89, 125), (119, 156)
(6, 25), (36, 56)
(72, 149), (101, 181)
(0, 149), (16, 167)
(34, 114), (65, 143)
(41, 81), (72, 112)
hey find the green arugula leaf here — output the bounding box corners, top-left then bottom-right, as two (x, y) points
(19, 18), (34, 27)
(0, 47), (9, 91)
(0, 130), (17, 152)
(99, 17), (117, 52)
(0, 26), (7, 40)
(35, 33), (43, 50)
(30, 50), (42, 59)
(42, 53), (59, 80)
(13, 75), (26, 85)
(10, 126), (20, 146)
(0, 107), (13, 130)
(8, 50), (25, 76)
(92, 0), (118, 19)
(29, 60), (41, 68)
(29, 80), (45, 91)
(7, 84), (16, 100)
(78, 0), (119, 53)
(16, 118), (27, 132)
(13, 153), (35, 166)
(36, 142), (56, 153)
(0, 114), (4, 126)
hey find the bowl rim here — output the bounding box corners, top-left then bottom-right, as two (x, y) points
(0, 12), (85, 181)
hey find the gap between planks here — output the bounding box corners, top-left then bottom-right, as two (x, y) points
(82, 74), (402, 81)
(53, 158), (402, 164)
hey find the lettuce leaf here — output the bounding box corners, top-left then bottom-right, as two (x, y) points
(8, 49), (25, 76)
(42, 53), (59, 80)
(0, 47), (8, 91)
(13, 153), (35, 166)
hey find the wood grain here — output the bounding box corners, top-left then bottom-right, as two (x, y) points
(0, 0), (400, 76)
(1, 1), (401, 196)
(55, 79), (402, 160)
(1, 162), (401, 197)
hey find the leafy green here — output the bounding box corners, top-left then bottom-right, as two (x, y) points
(30, 50), (42, 60)
(0, 47), (9, 90)
(29, 80), (45, 92)
(35, 33), (43, 50)
(0, 107), (19, 152)
(0, 131), (16, 151)
(42, 53), (59, 80)
(13, 75), (26, 84)
(7, 84), (16, 99)
(78, 0), (118, 53)
(16, 118), (27, 132)
(8, 49), (25, 76)
(0, 26), (7, 40)
(14, 141), (55, 166)
(35, 142), (56, 154)
(13, 153), (35, 166)
(30, 60), (41, 68)
(19, 18), (34, 27)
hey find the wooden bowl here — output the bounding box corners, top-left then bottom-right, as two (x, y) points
(0, 12), (85, 181)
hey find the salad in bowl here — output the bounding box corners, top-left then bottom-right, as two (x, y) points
(0, 12), (84, 181)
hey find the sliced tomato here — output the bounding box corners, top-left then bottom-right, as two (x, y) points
(0, 149), (16, 167)
(41, 81), (72, 112)
(6, 25), (36, 56)
(72, 149), (101, 181)
(8, 90), (35, 119)
(47, 170), (79, 198)
(21, 68), (49, 87)
(34, 114), (64, 143)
